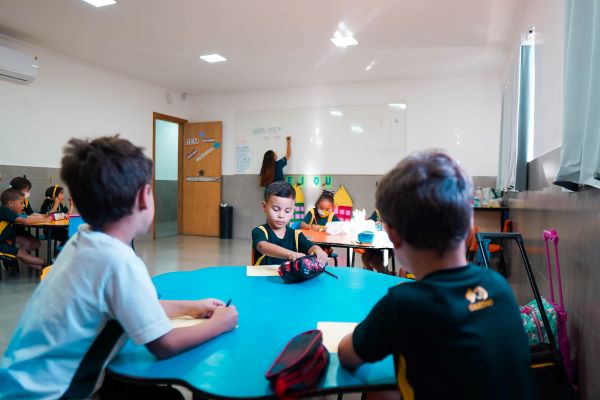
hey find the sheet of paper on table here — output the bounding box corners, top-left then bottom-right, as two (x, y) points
(246, 265), (280, 276)
(317, 321), (358, 353)
(170, 316), (206, 329)
(171, 316), (239, 330)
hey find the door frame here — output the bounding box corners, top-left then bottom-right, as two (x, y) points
(152, 112), (188, 239)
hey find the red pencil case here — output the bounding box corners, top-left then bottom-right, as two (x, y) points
(265, 330), (330, 398)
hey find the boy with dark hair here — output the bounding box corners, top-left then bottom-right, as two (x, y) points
(0, 188), (48, 268)
(0, 136), (238, 399)
(338, 151), (533, 400)
(252, 181), (328, 266)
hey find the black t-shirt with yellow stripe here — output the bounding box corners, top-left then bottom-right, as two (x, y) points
(251, 224), (314, 265)
(352, 264), (534, 400)
(0, 206), (18, 244)
(303, 208), (340, 227)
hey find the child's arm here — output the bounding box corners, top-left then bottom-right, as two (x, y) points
(15, 215), (51, 225)
(67, 198), (75, 216)
(160, 298), (225, 318)
(300, 221), (322, 231)
(47, 198), (61, 214)
(338, 333), (365, 370)
(285, 136), (291, 160)
(146, 306), (238, 359)
(257, 240), (305, 261)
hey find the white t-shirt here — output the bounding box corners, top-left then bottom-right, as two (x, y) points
(0, 226), (172, 399)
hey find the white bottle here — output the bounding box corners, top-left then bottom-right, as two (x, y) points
(475, 187), (483, 208)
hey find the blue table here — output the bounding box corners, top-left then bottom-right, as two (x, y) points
(108, 266), (408, 398)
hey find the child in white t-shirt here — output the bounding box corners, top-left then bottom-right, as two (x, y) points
(0, 136), (238, 399)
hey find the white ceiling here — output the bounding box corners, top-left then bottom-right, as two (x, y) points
(0, 0), (520, 93)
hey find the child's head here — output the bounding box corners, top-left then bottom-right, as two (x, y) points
(45, 185), (65, 202)
(60, 135), (154, 232)
(1, 188), (24, 213)
(262, 181), (296, 229)
(315, 190), (335, 218)
(259, 150), (276, 187)
(10, 176), (32, 198)
(376, 150), (472, 257)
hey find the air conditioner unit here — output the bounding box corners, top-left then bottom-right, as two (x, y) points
(0, 45), (38, 84)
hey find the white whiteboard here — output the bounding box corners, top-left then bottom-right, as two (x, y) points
(234, 104), (407, 175)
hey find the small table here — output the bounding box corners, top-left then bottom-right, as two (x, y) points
(300, 229), (396, 271)
(108, 266), (408, 398)
(27, 220), (69, 262)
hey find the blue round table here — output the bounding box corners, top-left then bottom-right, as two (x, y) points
(108, 266), (408, 398)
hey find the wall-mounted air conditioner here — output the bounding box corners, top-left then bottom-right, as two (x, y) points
(0, 45), (38, 84)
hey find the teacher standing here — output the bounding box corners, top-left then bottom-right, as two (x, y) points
(259, 136), (292, 187)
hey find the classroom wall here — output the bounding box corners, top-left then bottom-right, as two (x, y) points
(0, 36), (191, 242)
(0, 35), (190, 168)
(190, 74), (502, 238)
(504, 0), (565, 159)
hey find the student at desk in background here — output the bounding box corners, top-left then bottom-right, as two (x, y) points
(301, 190), (339, 231)
(300, 190), (339, 258)
(338, 151), (533, 400)
(252, 181), (328, 266)
(40, 184), (75, 247)
(0, 136), (238, 399)
(0, 188), (49, 269)
(9, 176), (45, 255)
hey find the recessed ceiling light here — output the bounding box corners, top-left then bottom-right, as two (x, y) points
(82, 0), (116, 7)
(331, 35), (358, 48)
(199, 54), (227, 63)
(330, 110), (343, 117)
(365, 61), (376, 71)
(388, 103), (407, 110)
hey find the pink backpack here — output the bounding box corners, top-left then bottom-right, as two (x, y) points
(542, 229), (574, 385)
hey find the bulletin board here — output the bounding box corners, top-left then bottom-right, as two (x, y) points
(233, 104), (407, 175)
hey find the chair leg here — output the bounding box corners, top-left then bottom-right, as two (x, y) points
(333, 256), (338, 266)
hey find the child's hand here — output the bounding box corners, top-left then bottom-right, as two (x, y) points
(289, 252), (305, 261)
(312, 224), (320, 231)
(210, 306), (238, 334)
(314, 249), (329, 267)
(68, 198), (74, 207)
(189, 298), (225, 318)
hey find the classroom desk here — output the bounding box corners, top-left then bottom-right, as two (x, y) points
(26, 220), (69, 262)
(108, 266), (408, 399)
(300, 229), (396, 270)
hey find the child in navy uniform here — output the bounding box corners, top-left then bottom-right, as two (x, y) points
(300, 190), (339, 231)
(40, 185), (74, 246)
(0, 188), (49, 269)
(338, 151), (533, 400)
(0, 136), (238, 399)
(9, 176), (37, 216)
(252, 181), (328, 266)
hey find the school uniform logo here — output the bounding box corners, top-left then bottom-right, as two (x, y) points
(465, 286), (494, 312)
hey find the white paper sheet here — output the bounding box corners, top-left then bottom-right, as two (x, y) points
(246, 265), (280, 276)
(170, 316), (206, 329)
(317, 321), (358, 353)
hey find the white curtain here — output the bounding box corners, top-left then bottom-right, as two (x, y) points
(497, 53), (520, 191)
(555, 0), (600, 190)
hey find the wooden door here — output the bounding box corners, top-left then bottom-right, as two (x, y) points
(182, 121), (222, 236)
